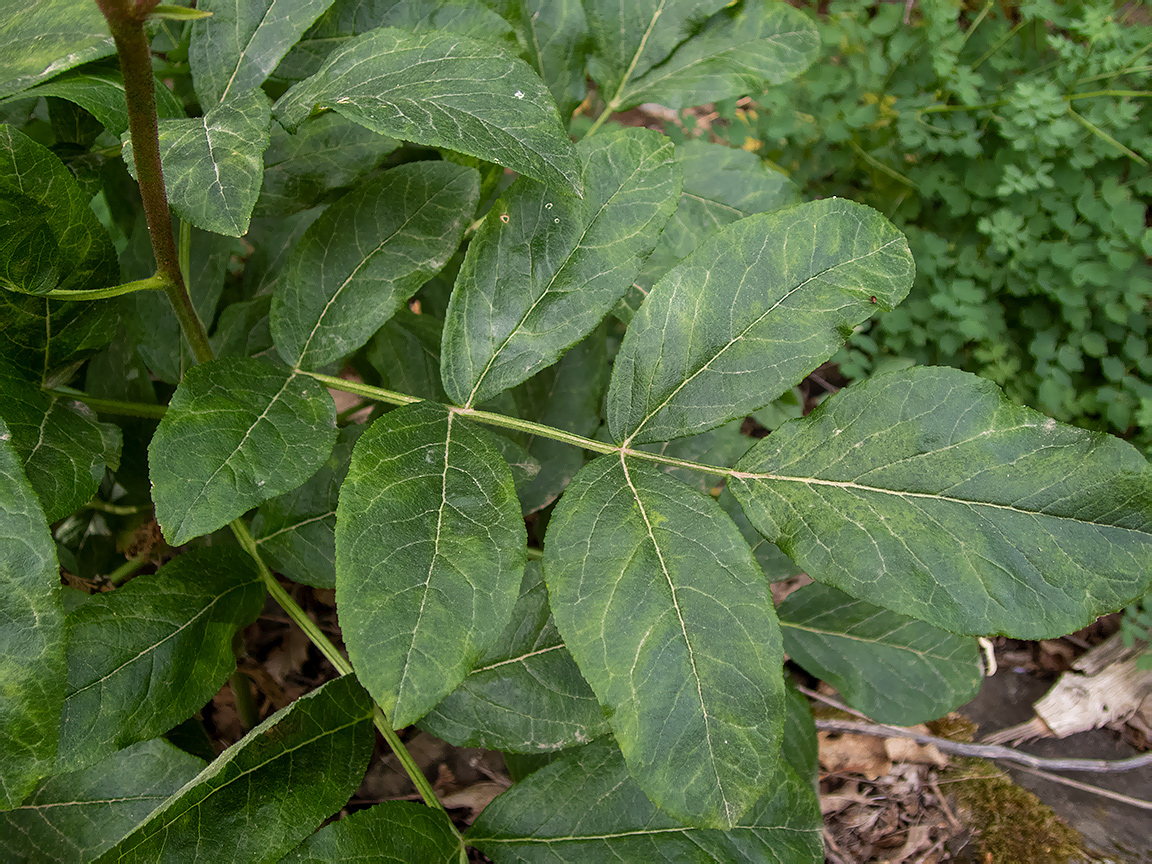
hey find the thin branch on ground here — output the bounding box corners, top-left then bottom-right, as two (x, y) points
(813, 718), (1152, 774)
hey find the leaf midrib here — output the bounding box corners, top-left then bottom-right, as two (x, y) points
(778, 619), (967, 662)
(115, 706), (368, 853)
(619, 454), (732, 826)
(732, 470), (1152, 535)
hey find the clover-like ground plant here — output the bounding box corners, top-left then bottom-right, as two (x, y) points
(0, 0), (1149, 861)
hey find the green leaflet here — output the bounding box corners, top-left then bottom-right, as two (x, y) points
(148, 356), (337, 545)
(189, 0), (337, 107)
(0, 740), (204, 863)
(57, 549), (266, 771)
(467, 740), (823, 862)
(607, 197), (915, 446)
(519, 0), (590, 121)
(616, 0), (820, 111)
(272, 161), (479, 371)
(255, 112), (398, 217)
(273, 28), (582, 196)
(122, 88), (271, 237)
(94, 675), (375, 864)
(584, 0), (729, 101)
(730, 366), (1152, 638)
(544, 455), (784, 829)
(252, 424), (361, 589)
(281, 801), (462, 862)
(617, 139), (800, 323)
(0, 362), (121, 523)
(336, 401), (526, 728)
(0, 125), (117, 295)
(779, 582), (983, 725)
(0, 0), (115, 98)
(7, 67), (186, 136)
(441, 127), (681, 407)
(0, 415), (64, 809)
(420, 562), (609, 752)
(0, 290), (119, 384)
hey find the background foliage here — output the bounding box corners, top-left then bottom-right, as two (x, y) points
(697, 0), (1152, 454)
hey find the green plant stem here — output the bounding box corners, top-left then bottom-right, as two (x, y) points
(228, 519), (457, 829)
(42, 272), (169, 300)
(95, 0), (214, 366)
(107, 555), (147, 586)
(85, 498), (151, 515)
(1067, 105), (1148, 165)
(526, 546), (543, 561)
(47, 388), (168, 418)
(99, 2), (453, 826)
(230, 669), (259, 731)
(301, 370), (743, 477)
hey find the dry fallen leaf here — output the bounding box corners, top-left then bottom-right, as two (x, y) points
(439, 782), (506, 824)
(819, 731), (892, 779)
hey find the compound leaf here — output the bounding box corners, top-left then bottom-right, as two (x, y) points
(281, 801), (462, 862)
(0, 740), (204, 864)
(779, 582), (983, 725)
(0, 0), (115, 98)
(149, 356), (337, 546)
(420, 562), (609, 752)
(467, 739), (823, 862)
(0, 125), (116, 295)
(441, 127), (680, 406)
(607, 198), (914, 445)
(122, 88), (271, 237)
(272, 161), (478, 371)
(56, 549), (265, 772)
(189, 0), (337, 107)
(730, 366), (1152, 638)
(544, 455), (784, 828)
(336, 401), (526, 729)
(0, 415), (64, 809)
(273, 28), (582, 196)
(95, 675), (375, 864)
(617, 0), (819, 111)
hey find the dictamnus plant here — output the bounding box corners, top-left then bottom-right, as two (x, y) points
(0, 0), (1148, 861)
